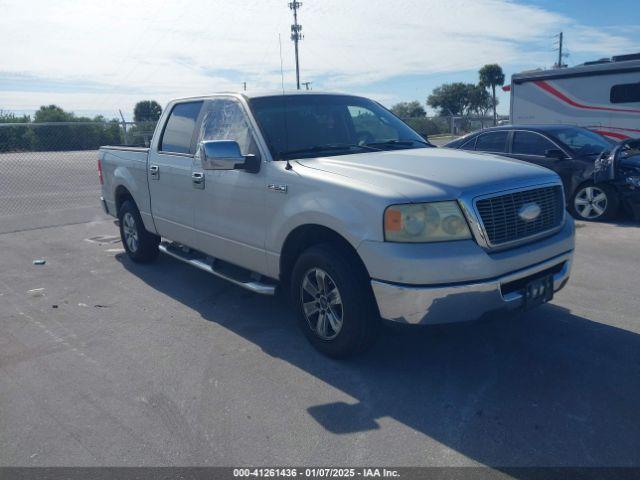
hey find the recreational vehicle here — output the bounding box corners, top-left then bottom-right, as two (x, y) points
(507, 53), (640, 141)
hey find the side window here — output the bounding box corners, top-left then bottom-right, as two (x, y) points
(475, 131), (508, 153)
(610, 83), (640, 104)
(512, 131), (556, 156)
(161, 101), (203, 154)
(459, 137), (476, 150)
(198, 99), (258, 155)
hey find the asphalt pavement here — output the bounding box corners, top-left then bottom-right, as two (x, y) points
(1, 210), (639, 467)
(1, 148), (639, 467)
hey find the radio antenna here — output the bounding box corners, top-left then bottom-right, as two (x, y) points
(279, 34), (285, 94)
(279, 33), (292, 170)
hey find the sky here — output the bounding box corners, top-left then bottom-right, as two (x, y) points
(1, 0), (639, 120)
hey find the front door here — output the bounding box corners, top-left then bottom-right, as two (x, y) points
(147, 100), (203, 246)
(506, 130), (574, 194)
(191, 98), (268, 275)
(506, 130), (560, 170)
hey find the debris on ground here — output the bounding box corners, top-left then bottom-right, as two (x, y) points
(27, 288), (45, 297)
(33, 259), (46, 265)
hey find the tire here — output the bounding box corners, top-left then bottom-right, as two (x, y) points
(118, 200), (160, 263)
(290, 243), (378, 358)
(570, 182), (620, 221)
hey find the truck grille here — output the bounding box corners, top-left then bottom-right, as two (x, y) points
(475, 185), (564, 247)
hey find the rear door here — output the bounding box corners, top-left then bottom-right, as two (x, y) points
(147, 101), (203, 245)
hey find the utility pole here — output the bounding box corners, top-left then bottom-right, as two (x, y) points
(301, 81), (312, 91)
(289, 1), (303, 90)
(557, 32), (563, 68)
(118, 109), (128, 145)
(554, 32), (567, 68)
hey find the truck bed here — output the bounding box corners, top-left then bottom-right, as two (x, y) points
(100, 145), (150, 153)
(99, 145), (151, 220)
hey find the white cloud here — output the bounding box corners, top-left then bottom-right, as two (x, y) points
(0, 0), (638, 116)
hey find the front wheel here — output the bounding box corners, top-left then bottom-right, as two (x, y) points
(570, 183), (619, 221)
(291, 244), (378, 358)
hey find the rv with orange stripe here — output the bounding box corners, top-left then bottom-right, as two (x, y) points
(506, 53), (640, 141)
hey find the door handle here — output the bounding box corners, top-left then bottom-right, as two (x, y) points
(192, 171), (205, 189)
(149, 164), (159, 180)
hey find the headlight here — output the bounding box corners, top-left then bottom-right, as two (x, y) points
(384, 201), (471, 242)
(625, 176), (640, 188)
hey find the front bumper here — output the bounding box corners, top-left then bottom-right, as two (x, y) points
(372, 251), (572, 325)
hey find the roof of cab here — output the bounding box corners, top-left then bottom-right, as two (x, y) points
(169, 91), (358, 103)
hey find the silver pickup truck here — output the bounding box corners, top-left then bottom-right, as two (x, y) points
(99, 92), (575, 357)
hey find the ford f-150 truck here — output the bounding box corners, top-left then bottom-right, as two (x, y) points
(99, 92), (575, 357)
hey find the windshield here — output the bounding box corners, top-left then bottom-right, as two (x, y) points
(248, 94), (432, 160)
(554, 127), (612, 156)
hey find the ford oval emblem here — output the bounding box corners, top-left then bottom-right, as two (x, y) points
(518, 202), (542, 222)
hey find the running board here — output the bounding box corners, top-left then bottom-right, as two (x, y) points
(158, 242), (276, 296)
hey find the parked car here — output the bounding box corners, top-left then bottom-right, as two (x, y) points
(99, 92), (574, 357)
(444, 125), (639, 221)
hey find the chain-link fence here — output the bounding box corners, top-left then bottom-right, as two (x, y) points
(0, 116), (510, 229)
(0, 121), (155, 225)
(400, 115), (510, 141)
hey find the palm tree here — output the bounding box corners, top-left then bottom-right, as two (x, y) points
(479, 64), (505, 126)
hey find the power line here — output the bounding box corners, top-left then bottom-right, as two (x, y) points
(289, 1), (303, 90)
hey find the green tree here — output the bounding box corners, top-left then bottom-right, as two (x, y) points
(479, 64), (505, 126)
(30, 105), (76, 150)
(467, 85), (495, 128)
(0, 105), (122, 152)
(33, 104), (75, 122)
(29, 105), (123, 151)
(403, 117), (446, 138)
(93, 115), (124, 146)
(133, 100), (162, 122)
(427, 83), (475, 116)
(0, 111), (31, 152)
(390, 101), (426, 119)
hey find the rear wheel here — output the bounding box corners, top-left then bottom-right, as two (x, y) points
(291, 244), (378, 358)
(118, 200), (160, 263)
(570, 183), (619, 221)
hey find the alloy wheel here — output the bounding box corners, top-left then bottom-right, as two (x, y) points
(574, 186), (608, 220)
(122, 212), (140, 253)
(300, 267), (344, 340)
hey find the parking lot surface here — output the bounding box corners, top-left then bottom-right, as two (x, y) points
(1, 200), (639, 466)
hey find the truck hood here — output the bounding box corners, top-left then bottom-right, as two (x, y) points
(296, 147), (558, 201)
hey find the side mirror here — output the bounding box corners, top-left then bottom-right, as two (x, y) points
(200, 140), (260, 173)
(545, 148), (567, 160)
